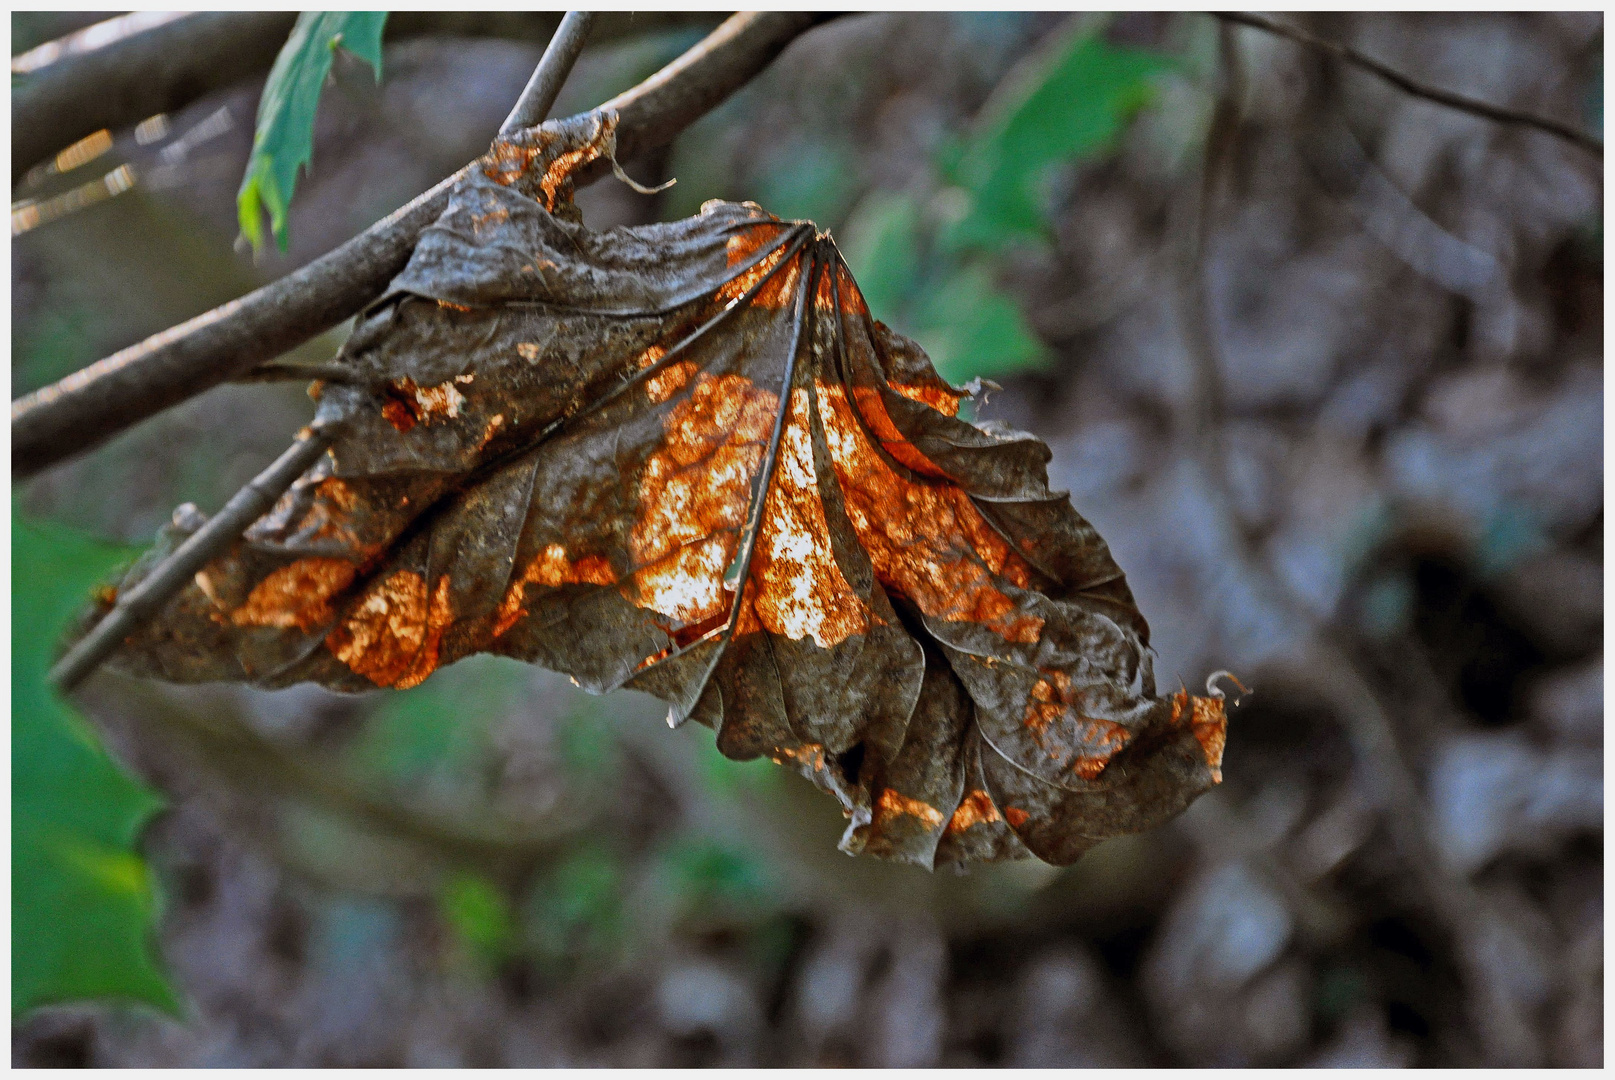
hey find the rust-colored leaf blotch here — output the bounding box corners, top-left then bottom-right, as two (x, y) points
(230, 558), (357, 631)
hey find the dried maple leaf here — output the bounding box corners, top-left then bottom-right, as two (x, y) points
(93, 111), (1231, 868)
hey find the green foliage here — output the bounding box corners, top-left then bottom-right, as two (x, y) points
(836, 22), (1169, 385)
(347, 653), (526, 786)
(238, 11), (387, 253)
(838, 190), (922, 322)
(522, 846), (626, 966)
(945, 27), (1170, 251)
(752, 139), (863, 225)
(440, 872), (516, 966)
(658, 837), (775, 918)
(912, 262), (1049, 383)
(14, 302), (97, 396)
(12, 511), (178, 1018)
(554, 700), (617, 781)
(694, 729), (778, 798)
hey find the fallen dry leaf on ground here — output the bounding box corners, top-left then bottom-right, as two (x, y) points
(88, 111), (1228, 867)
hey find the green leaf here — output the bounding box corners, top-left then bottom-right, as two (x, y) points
(12, 510), (178, 1017)
(837, 190), (922, 325)
(348, 653), (525, 785)
(659, 837), (774, 915)
(752, 138), (862, 226)
(522, 846), (625, 965)
(555, 699), (617, 780)
(237, 11), (387, 253)
(439, 871), (515, 966)
(911, 261), (1049, 383)
(949, 25), (1170, 250)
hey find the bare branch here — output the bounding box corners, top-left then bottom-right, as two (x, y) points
(50, 429), (336, 693)
(502, 11), (596, 135)
(1218, 11), (1603, 156)
(11, 10), (729, 183)
(12, 12), (832, 480)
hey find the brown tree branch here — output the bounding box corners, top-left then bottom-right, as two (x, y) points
(502, 11), (596, 135)
(1218, 11), (1603, 156)
(12, 12), (833, 480)
(11, 10), (729, 184)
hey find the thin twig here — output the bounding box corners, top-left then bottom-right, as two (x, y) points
(11, 13), (831, 480)
(1218, 11), (1602, 156)
(50, 428), (335, 693)
(501, 11), (595, 135)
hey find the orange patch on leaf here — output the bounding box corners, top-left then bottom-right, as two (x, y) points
(627, 373), (775, 626)
(327, 570), (455, 688)
(494, 544), (617, 637)
(945, 789), (1003, 833)
(816, 380), (1042, 643)
(318, 476), (357, 511)
(1173, 690), (1228, 783)
(749, 387), (871, 647)
(1021, 669), (1131, 779)
(809, 262), (883, 318)
(538, 139), (609, 210)
(715, 225), (798, 309)
(273, 477), (372, 557)
(1067, 718), (1132, 780)
(646, 359), (699, 404)
(888, 381), (963, 417)
(470, 205), (511, 233)
(482, 118), (614, 205)
(633, 342), (668, 370)
(770, 742), (828, 772)
(478, 413), (506, 450)
(381, 400), (416, 432)
(875, 788), (945, 829)
(230, 558), (357, 631)
(382, 377), (465, 432)
(846, 385), (953, 478)
(397, 575), (456, 690)
(1022, 671), (1071, 732)
(482, 140), (539, 187)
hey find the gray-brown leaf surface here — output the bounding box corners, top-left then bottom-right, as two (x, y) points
(93, 111), (1229, 866)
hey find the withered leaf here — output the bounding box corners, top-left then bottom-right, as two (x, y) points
(93, 111), (1229, 868)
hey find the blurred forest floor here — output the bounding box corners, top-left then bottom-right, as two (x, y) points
(12, 11), (1603, 1067)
